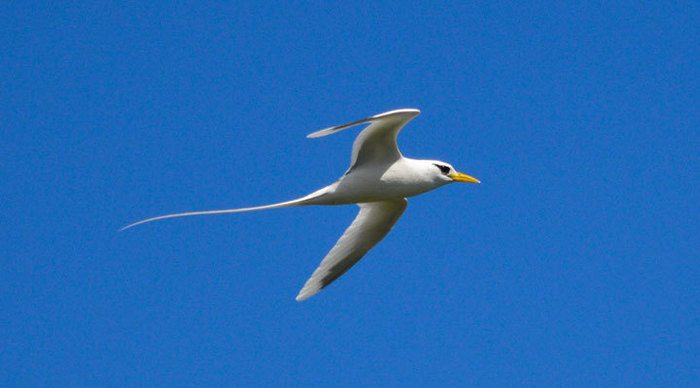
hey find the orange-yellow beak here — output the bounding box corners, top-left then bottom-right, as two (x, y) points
(449, 171), (481, 184)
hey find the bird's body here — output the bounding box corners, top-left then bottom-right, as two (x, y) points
(307, 158), (452, 205)
(123, 108), (480, 301)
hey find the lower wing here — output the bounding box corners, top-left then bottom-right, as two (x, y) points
(295, 198), (408, 301)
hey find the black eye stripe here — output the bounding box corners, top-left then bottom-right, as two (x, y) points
(433, 164), (451, 174)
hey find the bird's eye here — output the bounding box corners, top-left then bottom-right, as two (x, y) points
(433, 164), (451, 174)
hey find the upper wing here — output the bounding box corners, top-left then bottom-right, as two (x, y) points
(307, 109), (420, 170)
(295, 199), (408, 301)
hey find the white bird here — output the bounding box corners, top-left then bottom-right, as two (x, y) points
(123, 108), (480, 301)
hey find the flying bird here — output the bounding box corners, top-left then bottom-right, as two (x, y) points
(123, 109), (480, 301)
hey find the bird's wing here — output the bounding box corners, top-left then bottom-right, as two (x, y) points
(307, 109), (420, 170)
(296, 199), (408, 301)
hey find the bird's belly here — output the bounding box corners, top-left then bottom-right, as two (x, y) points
(325, 173), (436, 204)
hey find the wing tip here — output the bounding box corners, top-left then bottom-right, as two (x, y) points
(372, 108), (421, 118)
(295, 285), (321, 302)
(306, 128), (333, 138)
(306, 108), (420, 139)
(295, 292), (311, 302)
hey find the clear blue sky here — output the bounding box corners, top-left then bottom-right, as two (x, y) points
(2, 2), (698, 386)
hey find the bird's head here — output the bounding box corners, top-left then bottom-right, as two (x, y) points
(428, 160), (480, 185)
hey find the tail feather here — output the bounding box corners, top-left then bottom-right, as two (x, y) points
(120, 187), (329, 231)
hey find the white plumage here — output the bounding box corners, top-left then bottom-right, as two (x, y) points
(123, 108), (480, 301)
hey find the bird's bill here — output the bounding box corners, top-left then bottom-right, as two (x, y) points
(449, 172), (480, 184)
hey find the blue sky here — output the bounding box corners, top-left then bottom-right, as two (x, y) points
(2, 2), (698, 386)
